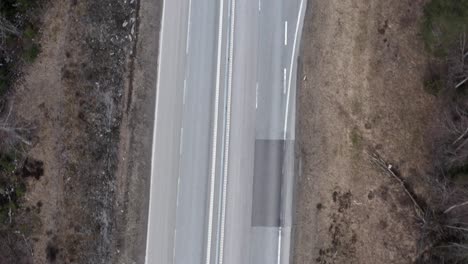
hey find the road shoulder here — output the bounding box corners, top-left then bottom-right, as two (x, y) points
(112, 0), (162, 263)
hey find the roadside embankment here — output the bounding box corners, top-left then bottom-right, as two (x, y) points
(294, 0), (434, 263)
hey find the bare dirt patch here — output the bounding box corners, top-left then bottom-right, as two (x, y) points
(294, 0), (435, 263)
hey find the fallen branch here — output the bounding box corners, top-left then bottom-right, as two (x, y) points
(455, 76), (468, 89)
(445, 225), (468, 232)
(448, 243), (468, 250)
(0, 104), (33, 146)
(454, 135), (468, 152)
(0, 127), (31, 145)
(368, 150), (425, 218)
(444, 200), (468, 214)
(0, 16), (20, 52)
(453, 127), (468, 145)
(21, 234), (33, 257)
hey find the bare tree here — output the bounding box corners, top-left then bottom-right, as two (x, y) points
(0, 103), (31, 147)
(450, 32), (468, 89)
(369, 149), (468, 263)
(0, 16), (20, 52)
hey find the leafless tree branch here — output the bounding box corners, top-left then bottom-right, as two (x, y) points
(444, 200), (468, 214)
(368, 150), (425, 218)
(0, 16), (19, 52)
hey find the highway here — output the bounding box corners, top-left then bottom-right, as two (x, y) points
(145, 0), (306, 263)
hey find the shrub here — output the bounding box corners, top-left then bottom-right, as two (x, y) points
(424, 78), (444, 95)
(0, 152), (15, 173)
(0, 67), (9, 96)
(22, 43), (40, 63)
(422, 0), (468, 56)
(23, 24), (38, 40)
(413, 1), (468, 262)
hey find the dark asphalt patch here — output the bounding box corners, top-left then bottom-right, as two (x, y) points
(252, 139), (283, 227)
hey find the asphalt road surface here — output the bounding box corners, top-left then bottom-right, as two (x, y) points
(145, 0), (306, 263)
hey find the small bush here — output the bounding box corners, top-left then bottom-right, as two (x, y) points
(424, 78), (444, 95)
(0, 0), (40, 19)
(350, 128), (362, 148)
(14, 183), (26, 199)
(22, 43), (40, 63)
(0, 207), (7, 223)
(422, 0), (468, 56)
(0, 153), (15, 173)
(16, 0), (35, 11)
(23, 24), (39, 40)
(0, 67), (9, 96)
(0, 0), (44, 94)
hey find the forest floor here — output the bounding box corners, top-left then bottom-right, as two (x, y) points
(0, 0), (161, 263)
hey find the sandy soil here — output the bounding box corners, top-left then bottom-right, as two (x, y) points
(294, 0), (435, 263)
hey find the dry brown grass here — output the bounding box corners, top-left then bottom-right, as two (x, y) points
(294, 0), (435, 263)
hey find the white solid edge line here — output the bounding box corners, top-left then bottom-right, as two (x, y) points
(186, 0), (192, 54)
(277, 227), (282, 264)
(205, 0), (225, 262)
(145, 0), (166, 262)
(284, 0), (304, 140)
(218, 0), (236, 262)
